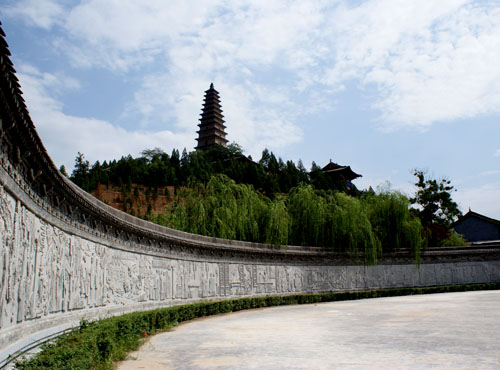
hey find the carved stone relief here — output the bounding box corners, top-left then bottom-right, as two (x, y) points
(1, 179), (500, 362)
(1, 180), (500, 335)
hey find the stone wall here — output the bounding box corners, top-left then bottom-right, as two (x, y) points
(1, 172), (499, 360)
(1, 23), (500, 363)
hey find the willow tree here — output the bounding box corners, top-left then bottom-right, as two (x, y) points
(327, 193), (380, 264)
(262, 199), (290, 246)
(287, 185), (327, 247)
(363, 190), (423, 262)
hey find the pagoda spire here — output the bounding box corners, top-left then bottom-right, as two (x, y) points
(195, 83), (228, 150)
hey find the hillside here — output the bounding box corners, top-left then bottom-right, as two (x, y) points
(93, 183), (174, 217)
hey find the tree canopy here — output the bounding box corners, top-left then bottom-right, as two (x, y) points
(69, 144), (356, 197)
(67, 146), (465, 256)
(410, 169), (463, 247)
(410, 169), (462, 227)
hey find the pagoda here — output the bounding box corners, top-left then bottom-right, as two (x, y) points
(195, 83), (228, 150)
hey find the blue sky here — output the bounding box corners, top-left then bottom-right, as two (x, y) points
(1, 0), (500, 218)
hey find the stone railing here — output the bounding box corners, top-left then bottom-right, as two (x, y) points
(1, 23), (500, 364)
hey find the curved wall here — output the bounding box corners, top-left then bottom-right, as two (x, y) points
(1, 24), (500, 363)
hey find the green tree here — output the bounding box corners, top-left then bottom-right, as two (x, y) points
(70, 152), (90, 190)
(364, 189), (422, 261)
(411, 170), (461, 227)
(227, 142), (244, 156)
(411, 169), (462, 247)
(287, 184), (327, 246)
(141, 147), (165, 162)
(59, 165), (68, 177)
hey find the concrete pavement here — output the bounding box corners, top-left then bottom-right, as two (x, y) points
(118, 290), (500, 369)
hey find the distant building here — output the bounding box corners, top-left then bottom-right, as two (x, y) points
(453, 210), (500, 242)
(322, 161), (361, 189)
(195, 83), (228, 151)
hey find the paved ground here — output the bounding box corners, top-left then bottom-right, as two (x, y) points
(117, 290), (500, 369)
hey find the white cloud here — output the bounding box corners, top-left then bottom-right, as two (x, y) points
(9, 0), (316, 154)
(17, 65), (192, 172)
(18, 63), (81, 95)
(481, 170), (500, 176)
(61, 1), (500, 129)
(355, 174), (415, 198)
(322, 1), (500, 129)
(221, 84), (303, 157)
(126, 73), (303, 157)
(5, 0), (500, 155)
(354, 176), (388, 193)
(10, 1), (327, 87)
(58, 0), (212, 70)
(495, 149), (500, 157)
(2, 0), (64, 29)
(455, 183), (500, 220)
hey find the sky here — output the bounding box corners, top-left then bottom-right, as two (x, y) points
(1, 0), (500, 219)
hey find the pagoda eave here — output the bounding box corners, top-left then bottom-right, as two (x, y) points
(195, 83), (229, 150)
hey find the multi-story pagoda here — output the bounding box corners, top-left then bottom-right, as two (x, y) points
(195, 83), (228, 150)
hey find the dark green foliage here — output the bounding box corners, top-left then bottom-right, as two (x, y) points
(411, 170), (462, 247)
(15, 283), (500, 369)
(69, 145), (322, 198)
(69, 146), (425, 257)
(59, 165), (68, 177)
(308, 161), (347, 192)
(411, 170), (462, 227)
(70, 152), (91, 191)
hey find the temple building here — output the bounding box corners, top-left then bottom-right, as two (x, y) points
(453, 210), (500, 242)
(195, 83), (228, 150)
(322, 160), (361, 182)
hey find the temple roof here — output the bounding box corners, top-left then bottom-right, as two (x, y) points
(453, 210), (500, 227)
(322, 161), (361, 181)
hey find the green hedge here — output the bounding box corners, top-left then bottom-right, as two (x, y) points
(15, 283), (500, 369)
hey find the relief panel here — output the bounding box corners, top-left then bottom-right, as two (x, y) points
(1, 181), (500, 351)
